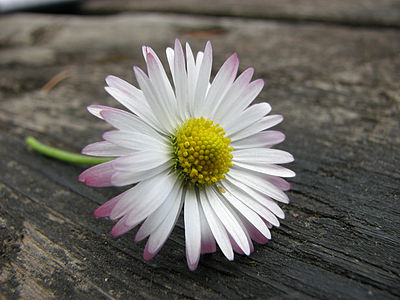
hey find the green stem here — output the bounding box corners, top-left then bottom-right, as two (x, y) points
(25, 136), (113, 166)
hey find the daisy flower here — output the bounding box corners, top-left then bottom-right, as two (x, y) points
(79, 39), (295, 270)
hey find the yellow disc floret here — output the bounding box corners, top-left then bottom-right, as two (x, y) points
(172, 117), (233, 185)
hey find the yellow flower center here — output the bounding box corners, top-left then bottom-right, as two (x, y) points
(172, 117), (233, 185)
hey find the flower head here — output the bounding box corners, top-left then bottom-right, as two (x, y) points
(79, 39), (295, 270)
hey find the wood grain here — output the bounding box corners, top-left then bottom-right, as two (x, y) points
(0, 4), (399, 299)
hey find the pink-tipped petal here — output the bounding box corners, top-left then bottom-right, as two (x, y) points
(199, 203), (217, 254)
(230, 235), (245, 255)
(200, 189), (234, 260)
(78, 161), (114, 187)
(211, 67), (254, 121)
(87, 105), (124, 120)
(201, 52), (239, 116)
(133, 65), (174, 133)
(104, 76), (162, 132)
(236, 78), (265, 111)
(134, 181), (182, 242)
(145, 50), (177, 121)
(110, 215), (136, 237)
(193, 41), (212, 116)
(206, 188), (251, 255)
(100, 109), (161, 139)
(143, 184), (184, 261)
(173, 38), (189, 120)
(264, 175), (291, 191)
(123, 173), (177, 228)
(143, 241), (157, 261)
(243, 218), (270, 244)
(218, 182), (272, 240)
(217, 78), (265, 128)
(94, 196), (121, 218)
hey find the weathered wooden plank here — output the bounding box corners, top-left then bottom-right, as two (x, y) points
(82, 0), (400, 28)
(0, 12), (399, 299)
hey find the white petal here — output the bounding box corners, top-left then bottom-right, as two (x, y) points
(94, 192), (124, 218)
(133, 66), (175, 133)
(104, 76), (161, 131)
(78, 160), (114, 187)
(82, 141), (133, 157)
(111, 171), (177, 225)
(225, 103), (271, 136)
(211, 68), (254, 121)
(173, 39), (189, 120)
(215, 184), (271, 239)
(207, 188), (250, 255)
(135, 180), (182, 242)
(201, 53), (239, 117)
(112, 151), (171, 172)
(100, 109), (165, 140)
(200, 189), (234, 260)
(233, 148), (294, 164)
(222, 179), (281, 226)
(230, 115), (284, 142)
(228, 168), (289, 203)
(231, 131), (285, 149)
(193, 41), (212, 117)
(184, 187), (201, 270)
(195, 51), (204, 72)
(87, 105), (123, 120)
(186, 42), (197, 115)
(166, 47), (174, 76)
(224, 175), (285, 218)
(226, 209), (254, 254)
(264, 175), (291, 191)
(234, 162), (296, 177)
(217, 78), (264, 128)
(234, 78), (265, 112)
(241, 217), (269, 244)
(144, 184), (184, 260)
(102, 130), (168, 152)
(145, 48), (178, 123)
(110, 213), (137, 236)
(108, 179), (147, 220)
(111, 161), (172, 186)
(198, 200), (216, 254)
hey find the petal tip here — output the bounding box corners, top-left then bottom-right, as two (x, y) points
(105, 74), (114, 84)
(188, 262), (199, 271)
(110, 227), (121, 237)
(143, 248), (155, 261)
(78, 173), (86, 182)
(93, 209), (104, 218)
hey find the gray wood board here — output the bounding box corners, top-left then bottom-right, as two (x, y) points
(82, 0), (400, 28)
(0, 13), (399, 299)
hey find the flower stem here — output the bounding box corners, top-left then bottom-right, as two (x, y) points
(25, 136), (112, 166)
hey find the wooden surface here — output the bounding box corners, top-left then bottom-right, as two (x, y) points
(0, 1), (399, 299)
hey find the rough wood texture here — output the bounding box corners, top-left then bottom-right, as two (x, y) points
(0, 2), (399, 299)
(82, 0), (400, 28)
